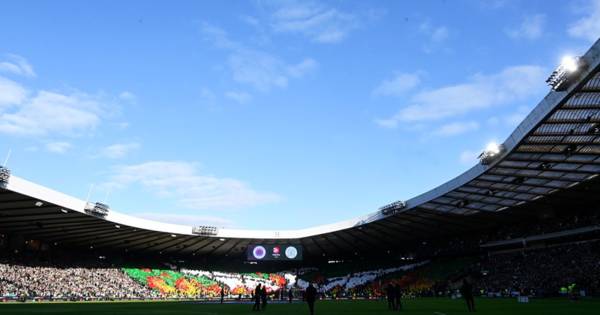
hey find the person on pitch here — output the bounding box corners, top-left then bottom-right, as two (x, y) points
(261, 285), (268, 310)
(253, 284), (262, 311)
(386, 283), (396, 310)
(305, 283), (317, 315)
(460, 279), (476, 312)
(394, 283), (402, 311)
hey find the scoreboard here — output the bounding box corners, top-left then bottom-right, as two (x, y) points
(246, 244), (302, 261)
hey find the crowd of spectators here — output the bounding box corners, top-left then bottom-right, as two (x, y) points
(483, 212), (600, 243)
(474, 241), (600, 297)
(0, 261), (158, 301)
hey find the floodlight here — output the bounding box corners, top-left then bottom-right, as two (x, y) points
(379, 200), (406, 215)
(485, 142), (501, 155)
(478, 142), (505, 165)
(192, 225), (219, 236)
(546, 55), (586, 91)
(587, 123), (600, 134)
(84, 202), (110, 217)
(455, 199), (469, 208)
(561, 56), (579, 73)
(563, 144), (578, 156)
(0, 166), (10, 185)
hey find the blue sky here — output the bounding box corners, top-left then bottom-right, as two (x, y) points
(1, 0), (599, 230)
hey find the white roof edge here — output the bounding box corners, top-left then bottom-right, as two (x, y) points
(5, 175), (383, 239)
(5, 176), (194, 236)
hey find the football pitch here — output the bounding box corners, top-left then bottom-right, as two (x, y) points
(0, 298), (599, 315)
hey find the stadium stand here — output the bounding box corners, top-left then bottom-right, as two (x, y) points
(1, 240), (599, 302)
(474, 241), (600, 298)
(0, 261), (157, 301)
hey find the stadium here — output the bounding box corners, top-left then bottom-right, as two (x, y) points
(2, 2), (600, 315)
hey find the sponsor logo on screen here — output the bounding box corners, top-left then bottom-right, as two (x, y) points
(285, 246), (298, 259)
(272, 246), (281, 258)
(252, 245), (266, 260)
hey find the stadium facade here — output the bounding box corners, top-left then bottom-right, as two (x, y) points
(2, 39), (600, 263)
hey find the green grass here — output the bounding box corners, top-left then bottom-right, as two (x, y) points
(0, 298), (598, 315)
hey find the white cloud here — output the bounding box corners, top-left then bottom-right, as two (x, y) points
(267, 1), (358, 43)
(228, 50), (288, 90)
(199, 87), (216, 105)
(373, 72), (421, 97)
(0, 76), (27, 108)
(118, 91), (136, 103)
(431, 26), (449, 43)
(376, 65), (546, 128)
(45, 141), (72, 154)
(459, 149), (480, 166)
(506, 14), (545, 40)
(0, 54), (35, 77)
(0, 56), (125, 139)
(420, 21), (449, 44)
(418, 21), (450, 53)
(287, 58), (318, 78)
(568, 0), (600, 42)
(0, 90), (105, 136)
(100, 142), (140, 159)
(433, 121), (480, 137)
(225, 91), (253, 104)
(106, 161), (281, 210)
(201, 24), (317, 91)
(135, 212), (234, 228)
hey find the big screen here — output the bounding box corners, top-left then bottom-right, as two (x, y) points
(246, 244), (303, 261)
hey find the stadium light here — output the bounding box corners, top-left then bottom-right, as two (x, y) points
(561, 56), (578, 73)
(478, 141), (505, 165)
(485, 189), (497, 196)
(546, 55), (586, 91)
(0, 166), (10, 185)
(192, 225), (219, 236)
(563, 144), (578, 157)
(588, 123), (600, 134)
(84, 202), (110, 217)
(455, 199), (469, 208)
(485, 142), (501, 155)
(379, 200), (406, 215)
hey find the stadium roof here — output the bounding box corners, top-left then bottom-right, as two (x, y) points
(2, 39), (600, 261)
